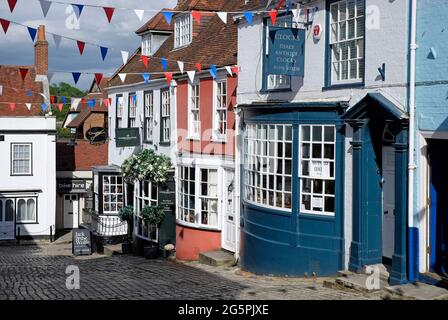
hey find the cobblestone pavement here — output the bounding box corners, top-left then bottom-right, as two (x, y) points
(0, 243), (382, 300)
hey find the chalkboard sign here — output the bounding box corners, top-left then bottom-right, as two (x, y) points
(72, 229), (92, 256)
(158, 178), (176, 214)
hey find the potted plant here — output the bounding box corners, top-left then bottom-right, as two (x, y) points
(118, 206), (134, 254)
(141, 205), (165, 259)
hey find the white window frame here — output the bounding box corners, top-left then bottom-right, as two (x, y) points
(11, 143), (32, 176)
(141, 33), (151, 56)
(161, 89), (171, 143)
(174, 14), (192, 49)
(134, 180), (158, 242)
(299, 125), (336, 217)
(116, 95), (124, 129)
(102, 175), (124, 215)
(188, 82), (200, 140)
(243, 124), (293, 211)
(16, 198), (37, 223)
(213, 79), (228, 141)
(329, 0), (365, 84)
(128, 93), (137, 128)
(144, 91), (154, 142)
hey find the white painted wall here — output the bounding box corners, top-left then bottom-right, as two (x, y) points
(0, 117), (56, 238)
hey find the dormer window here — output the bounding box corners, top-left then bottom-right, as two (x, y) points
(174, 14), (192, 49)
(142, 33), (151, 56)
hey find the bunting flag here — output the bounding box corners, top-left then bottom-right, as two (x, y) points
(225, 66), (233, 77)
(217, 12), (227, 24)
(27, 27), (37, 42)
(89, 99), (95, 109)
(142, 73), (150, 83)
(231, 66), (239, 76)
(95, 73), (103, 85)
(118, 73), (127, 83)
(39, 0), (52, 18)
(209, 64), (217, 79)
(103, 98), (110, 107)
(25, 103), (32, 111)
(71, 98), (81, 110)
(50, 95), (55, 104)
(192, 11), (201, 24)
(134, 9), (144, 22)
(100, 46), (108, 61)
(177, 61), (184, 74)
(41, 103), (47, 112)
(81, 98), (85, 107)
(7, 0), (17, 13)
(57, 103), (63, 112)
(0, 19), (10, 34)
(77, 40), (85, 55)
(269, 9), (278, 26)
(103, 7), (115, 23)
(161, 58), (168, 71)
(9, 103), (15, 112)
(195, 63), (202, 73)
(164, 72), (173, 85)
(187, 71), (195, 83)
(0, 85), (2, 96)
(244, 12), (253, 25)
(140, 55), (149, 69)
(61, 96), (67, 104)
(72, 72), (81, 84)
(162, 11), (173, 25)
(121, 51), (129, 65)
(19, 68), (28, 81)
(72, 4), (84, 19)
(53, 34), (62, 48)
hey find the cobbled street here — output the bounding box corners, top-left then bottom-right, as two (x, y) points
(0, 241), (382, 300)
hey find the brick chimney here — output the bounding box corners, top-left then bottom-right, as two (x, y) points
(34, 25), (48, 76)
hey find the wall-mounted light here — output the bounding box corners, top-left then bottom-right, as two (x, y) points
(378, 63), (386, 81)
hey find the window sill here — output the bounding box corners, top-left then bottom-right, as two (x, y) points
(176, 219), (221, 232)
(11, 174), (33, 177)
(243, 200), (292, 217)
(143, 140), (153, 145)
(159, 142), (171, 146)
(16, 221), (38, 225)
(187, 136), (200, 142)
(260, 87), (292, 94)
(211, 136), (227, 144)
(299, 212), (336, 221)
(322, 82), (364, 91)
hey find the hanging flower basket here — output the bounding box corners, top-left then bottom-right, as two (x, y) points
(120, 149), (172, 183)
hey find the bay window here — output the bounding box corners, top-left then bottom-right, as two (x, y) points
(134, 180), (158, 241)
(11, 143), (32, 176)
(102, 175), (124, 215)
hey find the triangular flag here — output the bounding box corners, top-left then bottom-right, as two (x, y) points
(0, 19), (10, 34)
(95, 73), (103, 85)
(71, 98), (80, 111)
(57, 103), (63, 112)
(161, 58), (168, 71)
(89, 99), (95, 109)
(26, 90), (33, 97)
(7, 0), (17, 13)
(140, 55), (149, 69)
(192, 11), (201, 24)
(187, 71), (196, 83)
(118, 73), (127, 83)
(142, 73), (150, 83)
(103, 7), (115, 23)
(81, 98), (85, 107)
(100, 46), (108, 61)
(0, 85), (2, 96)
(164, 72), (173, 85)
(41, 103), (47, 112)
(27, 27), (37, 42)
(77, 41), (85, 55)
(50, 95), (55, 104)
(269, 9), (278, 26)
(217, 12), (227, 24)
(53, 34), (62, 48)
(9, 103), (15, 112)
(231, 66), (239, 76)
(121, 51), (129, 65)
(72, 72), (81, 84)
(244, 12), (253, 25)
(292, 8), (301, 21)
(134, 9), (144, 22)
(195, 63), (202, 73)
(39, 0), (52, 18)
(61, 96), (67, 104)
(162, 11), (173, 25)
(47, 71), (54, 82)
(209, 65), (217, 79)
(103, 98), (109, 107)
(19, 68), (29, 81)
(177, 61), (184, 74)
(25, 103), (32, 111)
(225, 66), (233, 77)
(72, 4), (84, 19)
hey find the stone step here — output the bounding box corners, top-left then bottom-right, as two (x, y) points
(199, 250), (236, 267)
(338, 264), (390, 281)
(386, 282), (448, 300)
(335, 273), (389, 292)
(103, 244), (122, 256)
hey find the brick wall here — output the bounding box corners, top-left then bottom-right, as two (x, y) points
(57, 140), (108, 172)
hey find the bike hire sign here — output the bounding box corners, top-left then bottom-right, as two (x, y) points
(268, 27), (305, 77)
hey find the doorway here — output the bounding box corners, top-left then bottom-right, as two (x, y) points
(382, 146), (396, 261)
(222, 170), (236, 252)
(63, 194), (79, 229)
(0, 199), (15, 240)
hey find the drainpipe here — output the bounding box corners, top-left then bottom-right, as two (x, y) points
(407, 0), (418, 281)
(234, 106), (242, 261)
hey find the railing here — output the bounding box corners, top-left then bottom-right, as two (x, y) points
(81, 209), (128, 237)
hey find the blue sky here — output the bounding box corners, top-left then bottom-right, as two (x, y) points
(0, 0), (176, 90)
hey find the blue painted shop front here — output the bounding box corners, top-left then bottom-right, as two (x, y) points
(239, 103), (347, 276)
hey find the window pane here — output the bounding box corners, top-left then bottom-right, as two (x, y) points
(27, 199), (36, 221)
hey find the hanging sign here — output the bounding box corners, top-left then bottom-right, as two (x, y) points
(115, 128), (140, 147)
(268, 27), (305, 77)
(57, 180), (87, 193)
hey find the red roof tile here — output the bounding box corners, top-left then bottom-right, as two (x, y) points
(136, 11), (174, 34)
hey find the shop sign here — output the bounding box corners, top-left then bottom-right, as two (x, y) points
(72, 228), (92, 256)
(310, 161), (330, 178)
(57, 180), (87, 193)
(158, 178), (176, 214)
(115, 128), (140, 147)
(268, 27), (305, 77)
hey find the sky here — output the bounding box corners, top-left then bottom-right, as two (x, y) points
(0, 0), (177, 90)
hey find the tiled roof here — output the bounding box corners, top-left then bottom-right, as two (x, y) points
(0, 65), (44, 116)
(135, 11), (174, 34)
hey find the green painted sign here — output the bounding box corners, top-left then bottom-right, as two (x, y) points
(268, 27), (305, 77)
(115, 128), (140, 147)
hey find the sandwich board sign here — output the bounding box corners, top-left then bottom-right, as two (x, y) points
(72, 228), (92, 256)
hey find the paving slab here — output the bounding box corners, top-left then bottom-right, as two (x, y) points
(386, 282), (448, 300)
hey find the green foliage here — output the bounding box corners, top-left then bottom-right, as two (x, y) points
(141, 205), (165, 226)
(120, 149), (172, 183)
(57, 127), (72, 139)
(50, 82), (87, 122)
(118, 206), (134, 222)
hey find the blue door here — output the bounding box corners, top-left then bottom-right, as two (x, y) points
(429, 140), (448, 274)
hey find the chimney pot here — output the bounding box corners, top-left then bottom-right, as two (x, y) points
(35, 25), (48, 76)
